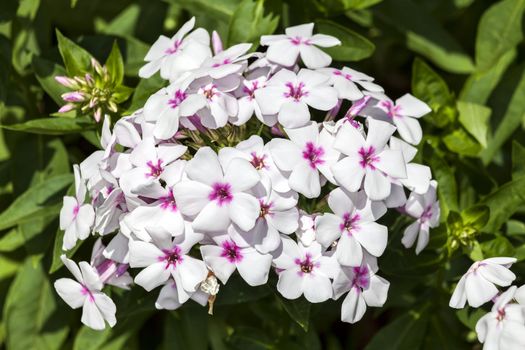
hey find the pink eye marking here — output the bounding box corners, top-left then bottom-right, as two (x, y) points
(160, 189), (178, 212)
(333, 70), (352, 81)
(160, 246), (183, 269)
(302, 142), (325, 169)
(358, 146), (379, 170)
(165, 39), (182, 55)
(81, 285), (95, 302)
(289, 36), (311, 46)
(340, 212), (361, 235)
(351, 265), (370, 291)
(146, 159), (164, 178)
(243, 81), (260, 100)
(250, 152), (267, 170)
(284, 82), (308, 101)
(380, 100), (402, 118)
(259, 200), (273, 218)
(168, 90), (187, 109)
(209, 183), (233, 206)
(221, 240), (243, 263)
(212, 58), (232, 67)
(294, 253), (319, 276)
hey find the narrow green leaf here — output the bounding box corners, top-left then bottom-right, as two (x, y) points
(481, 68), (525, 164)
(457, 101), (491, 148)
(0, 228), (24, 252)
(512, 141), (525, 179)
(460, 49), (516, 105)
(456, 308), (486, 331)
(481, 176), (525, 232)
(0, 254), (19, 281)
(56, 29), (93, 76)
(4, 259), (69, 350)
(376, 0), (474, 73)
(316, 20), (375, 61)
(227, 0), (279, 48)
(0, 174), (72, 231)
(443, 128), (482, 157)
(461, 205), (490, 231)
(481, 235), (516, 257)
(276, 295), (311, 332)
(105, 41), (124, 86)
(95, 4), (140, 36)
(475, 0), (525, 72)
(1, 117), (96, 135)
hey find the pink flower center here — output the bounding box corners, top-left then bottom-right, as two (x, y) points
(259, 200), (272, 218)
(212, 58), (232, 67)
(497, 307), (506, 322)
(358, 146), (379, 170)
(168, 90), (187, 109)
(165, 39), (182, 55)
(295, 254), (319, 275)
(221, 240), (243, 263)
(333, 70), (352, 81)
(209, 183), (233, 205)
(160, 189), (177, 212)
(160, 246), (183, 269)
(284, 82), (308, 101)
(380, 100), (402, 118)
(289, 36), (311, 46)
(81, 285), (95, 302)
(302, 142), (325, 169)
(340, 212), (360, 235)
(243, 81), (260, 100)
(421, 205), (433, 222)
(146, 159), (164, 178)
(250, 152), (267, 170)
(201, 84), (218, 100)
(352, 265), (370, 290)
(73, 204), (80, 217)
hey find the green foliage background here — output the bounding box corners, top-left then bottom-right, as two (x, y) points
(0, 0), (525, 349)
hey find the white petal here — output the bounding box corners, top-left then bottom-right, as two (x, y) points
(336, 234), (363, 266)
(177, 256), (208, 293)
(81, 297), (106, 330)
(289, 162), (320, 198)
(364, 169), (391, 201)
(54, 279), (86, 309)
(341, 288), (367, 323)
(465, 273), (499, 307)
(309, 34), (341, 47)
(395, 116), (422, 145)
(299, 45), (332, 69)
(362, 275), (390, 307)
(155, 281), (183, 310)
(268, 138), (302, 172)
(93, 292), (116, 328)
(237, 249), (273, 286)
(401, 221), (420, 249)
(277, 268), (303, 299)
(172, 181), (212, 216)
(79, 261), (103, 291)
(134, 262), (171, 291)
(479, 263), (516, 287)
(266, 41), (299, 67)
(128, 240), (164, 268)
(193, 201), (231, 232)
(303, 274), (332, 302)
(201, 245), (236, 285)
(449, 276), (467, 309)
(229, 193), (260, 231)
(224, 158), (260, 192)
(354, 222), (388, 257)
(269, 207), (299, 234)
(375, 149), (407, 179)
(366, 119), (396, 151)
(396, 93), (431, 118)
(185, 147), (223, 186)
(254, 86), (286, 115)
(278, 100), (310, 128)
(332, 156), (365, 192)
(315, 213), (342, 247)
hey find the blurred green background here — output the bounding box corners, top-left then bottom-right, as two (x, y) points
(1, 0), (525, 349)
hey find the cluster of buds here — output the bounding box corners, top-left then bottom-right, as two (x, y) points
(53, 18), (440, 331)
(56, 58), (121, 122)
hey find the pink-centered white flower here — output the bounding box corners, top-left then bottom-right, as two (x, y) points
(475, 286), (525, 350)
(389, 136), (431, 195)
(332, 119), (407, 201)
(60, 165), (95, 250)
(123, 160), (186, 241)
(219, 135), (290, 193)
(273, 236), (338, 302)
(227, 177), (299, 254)
(318, 67), (383, 101)
(268, 122), (340, 198)
(231, 69), (273, 126)
(260, 23), (341, 69)
(128, 228), (207, 303)
(316, 188), (387, 266)
(200, 227), (273, 286)
(401, 180), (440, 255)
(255, 69), (338, 128)
(143, 80), (207, 140)
(332, 254), (390, 323)
(449, 257), (517, 309)
(195, 43), (252, 80)
(369, 93), (431, 145)
(139, 17), (211, 81)
(173, 147), (261, 232)
(54, 255), (116, 330)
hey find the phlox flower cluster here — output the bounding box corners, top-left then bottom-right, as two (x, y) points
(54, 18), (438, 330)
(449, 257), (525, 349)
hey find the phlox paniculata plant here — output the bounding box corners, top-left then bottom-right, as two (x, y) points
(54, 18), (441, 331)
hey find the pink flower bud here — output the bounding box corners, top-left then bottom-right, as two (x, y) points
(212, 31), (223, 55)
(55, 76), (77, 88)
(58, 103), (75, 113)
(61, 91), (85, 102)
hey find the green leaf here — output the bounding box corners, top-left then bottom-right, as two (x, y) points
(481, 176), (525, 232)
(443, 128), (482, 157)
(475, 0), (525, 72)
(481, 235), (516, 257)
(1, 117), (96, 135)
(365, 306), (430, 350)
(0, 227), (24, 252)
(461, 205), (490, 231)
(3, 259), (69, 350)
(95, 4), (140, 37)
(411, 58), (456, 128)
(460, 49), (516, 105)
(315, 20), (375, 61)
(0, 34), (10, 104)
(161, 310), (210, 350)
(32, 57), (69, 106)
(457, 101), (491, 148)
(481, 67), (525, 164)
(456, 308), (486, 331)
(427, 150), (458, 217)
(0, 254), (19, 281)
(276, 295), (311, 332)
(127, 74), (166, 113)
(105, 41), (124, 86)
(0, 174), (72, 231)
(56, 29), (93, 76)
(512, 141), (525, 179)
(376, 0), (474, 73)
(227, 0), (279, 48)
